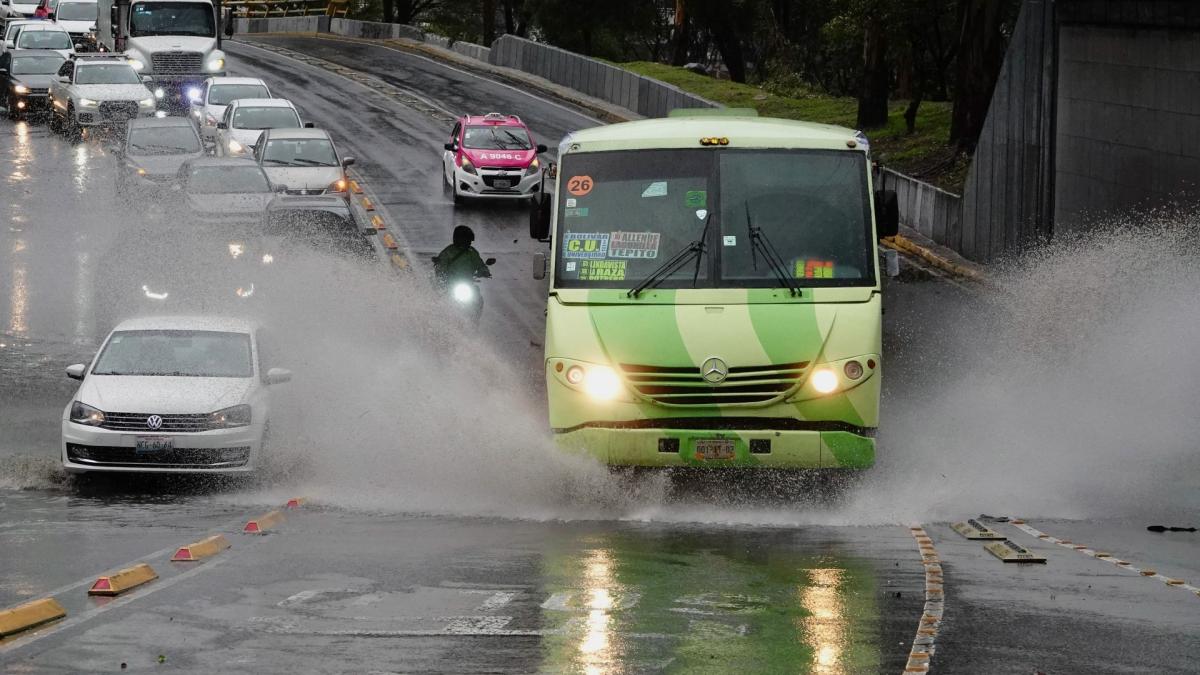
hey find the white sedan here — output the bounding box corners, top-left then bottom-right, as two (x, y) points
(61, 316), (290, 474)
(189, 76), (271, 145)
(214, 97), (303, 158)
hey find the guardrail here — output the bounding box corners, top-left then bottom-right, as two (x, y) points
(226, 0), (347, 18)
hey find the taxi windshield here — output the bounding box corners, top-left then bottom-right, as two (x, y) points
(462, 125), (531, 150)
(92, 330), (252, 378)
(554, 148), (874, 289)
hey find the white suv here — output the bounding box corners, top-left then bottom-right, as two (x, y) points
(50, 56), (156, 139)
(61, 316), (290, 475)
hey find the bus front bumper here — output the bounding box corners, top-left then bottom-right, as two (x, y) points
(553, 426), (875, 469)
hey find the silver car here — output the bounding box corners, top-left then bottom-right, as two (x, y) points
(252, 127), (354, 198)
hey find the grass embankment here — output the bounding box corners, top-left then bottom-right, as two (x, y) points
(621, 61), (967, 194)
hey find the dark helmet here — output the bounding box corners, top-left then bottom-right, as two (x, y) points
(453, 225), (475, 247)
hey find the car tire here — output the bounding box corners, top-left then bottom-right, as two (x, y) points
(5, 94), (18, 121)
(49, 105), (62, 132)
(442, 167), (451, 195)
(450, 173), (463, 206)
(65, 105), (82, 143)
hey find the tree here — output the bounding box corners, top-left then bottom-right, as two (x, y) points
(949, 0), (1008, 149)
(856, 9), (889, 129)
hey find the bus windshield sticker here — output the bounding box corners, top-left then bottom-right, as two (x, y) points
(695, 209), (708, 220)
(563, 232), (610, 259)
(565, 207), (589, 218)
(609, 231), (661, 259)
(567, 175), (594, 196)
(685, 190), (707, 208)
(579, 260), (627, 281)
(797, 259), (835, 278)
(565, 261), (577, 272)
(641, 181), (668, 198)
(723, 235), (737, 247)
(566, 198), (577, 208)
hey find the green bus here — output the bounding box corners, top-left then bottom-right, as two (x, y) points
(529, 110), (897, 470)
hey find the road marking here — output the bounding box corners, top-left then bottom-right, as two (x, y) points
(1009, 519), (1200, 597)
(904, 525), (944, 674)
(474, 591), (517, 612)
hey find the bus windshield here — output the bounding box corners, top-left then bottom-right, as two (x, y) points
(553, 148), (874, 289)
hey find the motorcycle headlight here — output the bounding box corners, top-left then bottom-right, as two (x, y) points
(13, 84), (29, 94)
(78, 98), (98, 107)
(206, 57), (225, 72)
(451, 282), (475, 303)
(70, 401), (105, 426)
(208, 404), (250, 428)
(127, 58), (144, 71)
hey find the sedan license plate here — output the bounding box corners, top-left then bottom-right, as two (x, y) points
(493, 179), (512, 188)
(135, 436), (174, 454)
(694, 439), (735, 461)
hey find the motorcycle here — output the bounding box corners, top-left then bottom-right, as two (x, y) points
(434, 256), (495, 326)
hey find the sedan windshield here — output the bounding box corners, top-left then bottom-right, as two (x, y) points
(232, 106), (299, 130)
(185, 165), (270, 193)
(128, 125), (200, 155)
(92, 330), (253, 378)
(261, 138), (337, 167)
(554, 149), (873, 289)
(55, 2), (94, 20)
(463, 125), (531, 150)
(75, 63), (141, 85)
(208, 83), (269, 106)
(10, 53), (64, 74)
(16, 30), (72, 49)
(129, 1), (214, 37)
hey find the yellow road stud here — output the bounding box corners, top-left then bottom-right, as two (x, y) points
(171, 534), (231, 562)
(0, 598), (66, 639)
(88, 563), (158, 596)
(243, 510), (285, 535)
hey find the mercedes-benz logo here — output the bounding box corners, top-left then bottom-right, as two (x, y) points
(701, 357), (729, 384)
(146, 415), (163, 430)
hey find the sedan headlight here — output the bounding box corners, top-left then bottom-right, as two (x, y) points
(69, 401), (105, 426)
(12, 84), (29, 94)
(328, 177), (347, 193)
(126, 58), (144, 71)
(227, 139), (243, 154)
(139, 97), (155, 107)
(208, 404), (250, 428)
(458, 157), (477, 175)
(78, 98), (98, 107)
(525, 157), (540, 176)
(206, 57), (225, 72)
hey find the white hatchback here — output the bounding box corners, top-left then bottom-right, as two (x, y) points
(214, 97), (303, 158)
(61, 316), (290, 474)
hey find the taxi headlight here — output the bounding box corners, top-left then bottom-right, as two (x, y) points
(458, 157), (477, 175)
(69, 401), (105, 426)
(208, 404), (250, 428)
(810, 368), (839, 394)
(127, 58), (144, 71)
(451, 282), (475, 304)
(206, 57), (225, 72)
(78, 98), (98, 107)
(525, 157), (539, 176)
(13, 84), (29, 94)
(582, 366), (621, 401)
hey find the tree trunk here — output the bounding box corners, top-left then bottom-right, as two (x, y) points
(670, 0), (689, 66)
(481, 0), (495, 44)
(503, 0), (515, 35)
(856, 13), (889, 129)
(950, 0), (1007, 150)
(712, 23), (746, 82)
(381, 0), (393, 23)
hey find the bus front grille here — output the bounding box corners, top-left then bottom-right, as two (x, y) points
(619, 362), (809, 406)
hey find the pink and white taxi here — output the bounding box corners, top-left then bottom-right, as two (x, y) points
(441, 112), (547, 203)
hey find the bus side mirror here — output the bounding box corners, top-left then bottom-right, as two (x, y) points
(529, 193), (551, 241)
(875, 189), (899, 239)
(223, 8), (235, 37)
(532, 252), (546, 280)
(109, 4), (118, 30)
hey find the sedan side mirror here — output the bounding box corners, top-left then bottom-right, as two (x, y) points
(266, 367), (291, 384)
(874, 189), (899, 239)
(140, 74), (153, 84)
(5, 41), (16, 50)
(536, 144), (548, 154)
(222, 7), (235, 37)
(341, 156), (354, 168)
(216, 121), (226, 129)
(66, 363), (86, 380)
(443, 142), (455, 152)
(484, 257), (496, 266)
(531, 252), (546, 280)
(302, 121), (314, 128)
(58, 75), (69, 83)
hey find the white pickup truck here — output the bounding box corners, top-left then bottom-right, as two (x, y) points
(95, 0), (232, 107)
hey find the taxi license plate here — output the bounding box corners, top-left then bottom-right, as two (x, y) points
(694, 439), (735, 461)
(135, 436), (174, 454)
(493, 179), (512, 188)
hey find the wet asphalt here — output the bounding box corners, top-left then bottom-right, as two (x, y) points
(1, 35), (1198, 673)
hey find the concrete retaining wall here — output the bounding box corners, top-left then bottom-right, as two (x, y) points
(235, 15), (326, 34)
(489, 35), (717, 118)
(329, 18), (422, 41)
(876, 168), (963, 250)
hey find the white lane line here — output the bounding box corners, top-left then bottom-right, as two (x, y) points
(474, 591), (518, 612)
(903, 525), (944, 674)
(1008, 519), (1200, 597)
(297, 34), (600, 125)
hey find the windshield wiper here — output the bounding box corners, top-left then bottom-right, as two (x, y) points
(745, 202), (801, 297)
(628, 212), (712, 298)
(285, 157), (333, 166)
(131, 144), (188, 154)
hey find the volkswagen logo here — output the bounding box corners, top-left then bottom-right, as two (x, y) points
(701, 357), (729, 384)
(146, 415), (163, 430)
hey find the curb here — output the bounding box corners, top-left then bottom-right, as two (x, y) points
(882, 235), (985, 283)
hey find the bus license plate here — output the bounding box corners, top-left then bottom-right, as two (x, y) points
(136, 436), (174, 454)
(695, 439), (735, 461)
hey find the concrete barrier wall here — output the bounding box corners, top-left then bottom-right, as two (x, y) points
(235, 15), (326, 34)
(423, 33), (491, 62)
(876, 168), (963, 250)
(489, 35), (717, 118)
(329, 18), (422, 41)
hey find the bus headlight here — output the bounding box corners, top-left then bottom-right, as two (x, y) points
(207, 57), (225, 72)
(583, 366), (621, 401)
(810, 368), (839, 394)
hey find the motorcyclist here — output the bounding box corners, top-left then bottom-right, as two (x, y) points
(433, 225), (492, 284)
